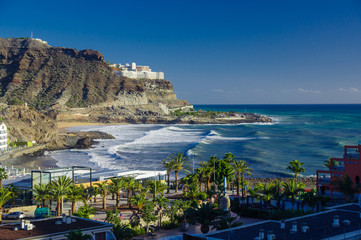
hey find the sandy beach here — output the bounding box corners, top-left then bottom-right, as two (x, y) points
(57, 121), (128, 132)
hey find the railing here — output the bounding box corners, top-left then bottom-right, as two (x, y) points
(318, 177), (331, 183)
(331, 166), (345, 172)
(345, 153), (359, 160)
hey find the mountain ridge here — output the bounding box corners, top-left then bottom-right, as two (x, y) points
(0, 37), (187, 112)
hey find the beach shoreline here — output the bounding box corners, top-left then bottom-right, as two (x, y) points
(7, 122), (124, 170)
(57, 121), (129, 132)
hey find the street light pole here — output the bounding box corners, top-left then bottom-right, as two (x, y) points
(214, 158), (216, 190)
(154, 168), (157, 198)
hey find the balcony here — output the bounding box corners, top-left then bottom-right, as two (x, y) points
(331, 166), (345, 172)
(345, 153), (360, 160)
(318, 177), (331, 184)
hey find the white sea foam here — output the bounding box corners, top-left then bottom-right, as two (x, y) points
(200, 133), (270, 143)
(51, 124), (270, 171)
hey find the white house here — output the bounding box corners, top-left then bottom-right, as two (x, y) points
(113, 62), (165, 80)
(0, 122), (7, 151)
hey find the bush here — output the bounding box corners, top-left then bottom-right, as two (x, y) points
(198, 192), (208, 201)
(161, 221), (181, 230)
(7, 98), (24, 105)
(112, 223), (134, 240)
(132, 227), (146, 236)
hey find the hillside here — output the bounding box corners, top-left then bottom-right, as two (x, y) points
(0, 38), (271, 126)
(0, 38), (188, 114)
(0, 105), (61, 146)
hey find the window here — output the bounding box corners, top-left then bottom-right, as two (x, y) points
(350, 161), (353, 164)
(95, 232), (106, 240)
(345, 161), (348, 164)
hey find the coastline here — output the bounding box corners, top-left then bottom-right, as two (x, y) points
(57, 121), (128, 132)
(9, 119), (317, 189)
(8, 122), (124, 170)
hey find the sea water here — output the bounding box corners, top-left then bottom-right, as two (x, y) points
(50, 104), (361, 178)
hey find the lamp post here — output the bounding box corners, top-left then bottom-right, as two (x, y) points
(214, 157), (216, 191)
(154, 168), (157, 198)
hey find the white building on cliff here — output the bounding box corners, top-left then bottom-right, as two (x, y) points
(112, 62), (164, 80)
(0, 122), (7, 151)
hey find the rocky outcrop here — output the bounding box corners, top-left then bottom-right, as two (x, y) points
(0, 105), (62, 146)
(60, 131), (115, 149)
(0, 38), (187, 113)
(0, 38), (271, 125)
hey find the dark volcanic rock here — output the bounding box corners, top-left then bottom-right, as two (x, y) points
(75, 137), (92, 149)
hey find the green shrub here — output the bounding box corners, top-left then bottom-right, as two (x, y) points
(198, 192), (207, 201)
(132, 227), (146, 236)
(112, 223), (134, 240)
(161, 221), (181, 230)
(7, 98), (24, 105)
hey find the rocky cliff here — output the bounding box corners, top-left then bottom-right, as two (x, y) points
(0, 38), (188, 117)
(0, 38), (271, 127)
(0, 105), (61, 146)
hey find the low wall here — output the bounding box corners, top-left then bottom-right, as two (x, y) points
(0, 144), (46, 161)
(5, 205), (37, 213)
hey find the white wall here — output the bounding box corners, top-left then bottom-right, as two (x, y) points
(114, 71), (164, 80)
(0, 123), (7, 151)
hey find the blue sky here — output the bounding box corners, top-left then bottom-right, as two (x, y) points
(1, 0), (360, 104)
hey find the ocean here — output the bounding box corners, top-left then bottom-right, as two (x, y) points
(50, 104), (361, 178)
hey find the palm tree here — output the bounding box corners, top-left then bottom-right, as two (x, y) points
(162, 158), (175, 194)
(95, 181), (109, 209)
(185, 202), (225, 234)
(323, 158), (336, 169)
(146, 180), (168, 198)
(286, 160), (305, 182)
(182, 181), (202, 204)
(168, 153), (190, 193)
(223, 152), (235, 164)
(141, 201), (158, 234)
(197, 161), (214, 191)
(301, 189), (319, 211)
(51, 176), (73, 216)
(231, 160), (253, 197)
(74, 203), (96, 219)
(112, 223), (135, 240)
(282, 179), (305, 208)
(32, 183), (51, 207)
(153, 195), (169, 228)
(110, 178), (123, 207)
(332, 174), (360, 202)
(0, 168), (8, 188)
(254, 183), (273, 204)
(66, 185), (84, 214)
(130, 194), (148, 213)
(268, 180), (283, 208)
(7, 184), (21, 205)
(211, 216), (243, 231)
(0, 188), (12, 223)
(66, 230), (92, 240)
(122, 176), (136, 207)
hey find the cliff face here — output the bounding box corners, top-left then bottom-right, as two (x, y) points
(0, 38), (188, 113)
(0, 105), (62, 146)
